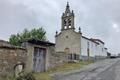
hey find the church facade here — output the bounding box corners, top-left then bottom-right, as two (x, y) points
(55, 2), (107, 61)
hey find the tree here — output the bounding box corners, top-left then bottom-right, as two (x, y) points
(9, 27), (46, 46)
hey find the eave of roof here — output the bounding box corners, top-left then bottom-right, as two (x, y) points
(82, 36), (99, 44)
(0, 46), (26, 50)
(23, 38), (55, 46)
(90, 38), (105, 44)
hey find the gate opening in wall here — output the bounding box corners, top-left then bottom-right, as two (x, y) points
(33, 47), (46, 72)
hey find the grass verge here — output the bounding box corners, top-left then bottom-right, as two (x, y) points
(33, 60), (93, 80)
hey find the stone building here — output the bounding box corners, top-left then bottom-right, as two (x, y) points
(21, 39), (55, 72)
(22, 39), (66, 73)
(55, 2), (107, 61)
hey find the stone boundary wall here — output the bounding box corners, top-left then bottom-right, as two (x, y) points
(0, 46), (27, 77)
(48, 46), (67, 69)
(49, 52), (67, 68)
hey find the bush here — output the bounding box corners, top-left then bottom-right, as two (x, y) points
(16, 72), (36, 80)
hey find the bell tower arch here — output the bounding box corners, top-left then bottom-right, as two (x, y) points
(61, 2), (75, 31)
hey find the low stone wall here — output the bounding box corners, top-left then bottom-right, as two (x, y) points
(0, 46), (27, 77)
(49, 52), (67, 68)
(48, 46), (67, 68)
(94, 56), (107, 61)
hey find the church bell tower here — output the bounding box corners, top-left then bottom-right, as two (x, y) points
(61, 2), (75, 31)
(55, 2), (81, 61)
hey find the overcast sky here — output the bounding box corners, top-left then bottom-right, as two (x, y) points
(0, 0), (120, 54)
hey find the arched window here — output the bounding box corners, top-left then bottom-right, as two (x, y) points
(68, 18), (71, 28)
(64, 26), (67, 29)
(69, 26), (71, 28)
(64, 19), (67, 26)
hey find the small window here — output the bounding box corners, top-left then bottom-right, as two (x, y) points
(64, 26), (67, 29)
(69, 26), (71, 28)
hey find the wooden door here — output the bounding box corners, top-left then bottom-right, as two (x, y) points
(33, 47), (46, 72)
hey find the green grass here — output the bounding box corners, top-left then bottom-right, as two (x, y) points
(1, 75), (15, 80)
(34, 73), (52, 80)
(33, 60), (93, 80)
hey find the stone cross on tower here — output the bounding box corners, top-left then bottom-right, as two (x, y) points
(61, 2), (75, 31)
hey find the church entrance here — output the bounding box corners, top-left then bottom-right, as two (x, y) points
(33, 47), (46, 72)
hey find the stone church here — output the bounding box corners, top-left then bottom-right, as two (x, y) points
(55, 2), (107, 61)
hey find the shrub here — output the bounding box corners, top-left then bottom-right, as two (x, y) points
(16, 72), (36, 80)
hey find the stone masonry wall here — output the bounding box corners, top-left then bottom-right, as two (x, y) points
(55, 30), (81, 55)
(0, 47), (27, 76)
(48, 46), (67, 68)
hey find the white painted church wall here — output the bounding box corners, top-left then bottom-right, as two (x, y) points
(81, 37), (107, 60)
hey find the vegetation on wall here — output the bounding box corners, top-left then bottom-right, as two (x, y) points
(9, 27), (46, 46)
(15, 72), (36, 80)
(3, 72), (36, 80)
